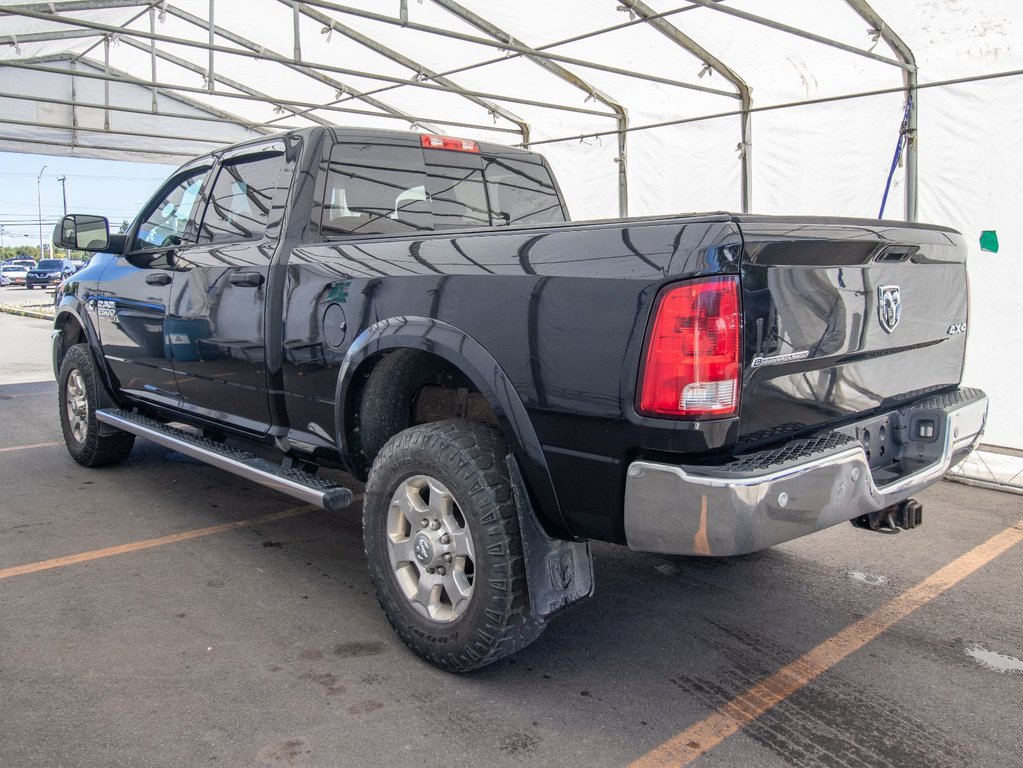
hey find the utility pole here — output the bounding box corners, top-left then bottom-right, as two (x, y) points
(36, 164), (47, 262)
(58, 175), (69, 256)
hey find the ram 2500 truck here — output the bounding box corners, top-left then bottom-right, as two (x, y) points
(51, 126), (987, 671)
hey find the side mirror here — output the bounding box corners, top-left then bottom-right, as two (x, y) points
(53, 214), (111, 252)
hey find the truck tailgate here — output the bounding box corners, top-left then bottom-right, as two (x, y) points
(736, 217), (969, 446)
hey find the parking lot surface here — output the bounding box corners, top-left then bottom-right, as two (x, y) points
(1, 314), (1021, 768)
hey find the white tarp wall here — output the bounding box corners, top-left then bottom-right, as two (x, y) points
(1, 0), (1020, 451)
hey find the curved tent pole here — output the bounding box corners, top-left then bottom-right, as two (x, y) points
(843, 0), (918, 222)
(673, 0), (911, 71)
(160, 3), (443, 134)
(619, 0), (752, 214)
(297, 0), (736, 98)
(284, 0), (531, 146)
(430, 0), (630, 217)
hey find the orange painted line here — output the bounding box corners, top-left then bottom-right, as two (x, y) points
(0, 441), (63, 453)
(0, 506), (316, 581)
(629, 518), (1023, 768)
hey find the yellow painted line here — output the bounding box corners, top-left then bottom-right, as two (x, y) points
(629, 518), (1023, 768)
(0, 506), (316, 581)
(0, 441), (63, 453)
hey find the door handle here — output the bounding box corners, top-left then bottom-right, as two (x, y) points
(230, 272), (264, 288)
(145, 272), (172, 286)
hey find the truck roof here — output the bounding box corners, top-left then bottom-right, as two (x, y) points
(187, 125), (540, 168)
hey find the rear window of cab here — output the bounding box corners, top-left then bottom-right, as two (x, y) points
(321, 140), (565, 238)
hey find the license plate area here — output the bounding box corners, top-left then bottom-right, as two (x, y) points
(837, 413), (902, 474)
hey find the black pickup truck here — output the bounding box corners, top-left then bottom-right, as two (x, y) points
(51, 126), (987, 671)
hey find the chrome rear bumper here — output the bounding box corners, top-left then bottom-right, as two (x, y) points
(624, 388), (988, 556)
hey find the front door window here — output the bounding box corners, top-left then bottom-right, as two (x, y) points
(134, 170), (207, 250)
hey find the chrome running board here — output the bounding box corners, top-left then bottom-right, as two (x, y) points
(96, 409), (353, 512)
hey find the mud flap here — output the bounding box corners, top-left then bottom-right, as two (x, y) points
(507, 455), (594, 619)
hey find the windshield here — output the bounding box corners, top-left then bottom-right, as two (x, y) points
(37, 260), (62, 270)
(1, 265), (24, 272)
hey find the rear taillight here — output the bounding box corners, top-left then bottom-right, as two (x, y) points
(420, 134), (480, 153)
(638, 276), (741, 418)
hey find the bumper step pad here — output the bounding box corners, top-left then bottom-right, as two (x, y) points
(96, 409), (353, 511)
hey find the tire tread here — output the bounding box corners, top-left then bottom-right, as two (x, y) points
(363, 419), (543, 672)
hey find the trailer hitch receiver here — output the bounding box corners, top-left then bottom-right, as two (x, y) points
(851, 498), (923, 534)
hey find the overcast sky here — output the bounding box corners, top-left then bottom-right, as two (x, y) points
(0, 151), (176, 252)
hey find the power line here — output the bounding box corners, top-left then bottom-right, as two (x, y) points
(0, 172), (168, 181)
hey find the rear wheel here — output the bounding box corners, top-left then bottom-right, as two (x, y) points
(58, 344), (135, 467)
(363, 420), (543, 672)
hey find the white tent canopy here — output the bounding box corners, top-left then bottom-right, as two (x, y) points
(1, 0), (1021, 454)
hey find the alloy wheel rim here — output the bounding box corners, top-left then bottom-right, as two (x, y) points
(65, 369), (89, 444)
(385, 474), (475, 623)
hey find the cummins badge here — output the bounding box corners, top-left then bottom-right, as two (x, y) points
(878, 285), (902, 333)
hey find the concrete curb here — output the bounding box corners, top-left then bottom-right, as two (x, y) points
(0, 303), (55, 321)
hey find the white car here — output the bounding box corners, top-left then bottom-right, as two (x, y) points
(0, 264), (29, 286)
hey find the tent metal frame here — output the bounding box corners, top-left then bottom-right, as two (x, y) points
(0, 0), (920, 219)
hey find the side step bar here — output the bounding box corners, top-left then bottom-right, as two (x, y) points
(96, 409), (353, 512)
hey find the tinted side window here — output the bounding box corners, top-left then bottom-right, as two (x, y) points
(425, 153), (489, 230)
(323, 143), (431, 237)
(135, 168), (207, 250)
(198, 153), (284, 244)
(483, 155), (565, 226)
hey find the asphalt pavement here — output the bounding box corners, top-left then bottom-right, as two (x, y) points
(0, 313), (1020, 768)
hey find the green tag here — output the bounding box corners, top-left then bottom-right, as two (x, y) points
(325, 281), (351, 303)
(979, 230), (999, 253)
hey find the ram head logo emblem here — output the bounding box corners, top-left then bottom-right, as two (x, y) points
(877, 285), (902, 334)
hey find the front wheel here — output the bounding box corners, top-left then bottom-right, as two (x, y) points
(363, 420), (543, 672)
(58, 344), (135, 467)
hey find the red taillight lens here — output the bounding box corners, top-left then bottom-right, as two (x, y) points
(638, 276), (741, 418)
(420, 134), (480, 153)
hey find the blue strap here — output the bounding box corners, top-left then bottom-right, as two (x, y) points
(878, 97), (913, 219)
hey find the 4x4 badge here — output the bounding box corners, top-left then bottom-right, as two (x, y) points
(878, 285), (902, 333)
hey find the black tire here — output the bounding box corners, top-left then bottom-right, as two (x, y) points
(58, 343), (135, 467)
(363, 420), (543, 672)
(356, 350), (446, 472)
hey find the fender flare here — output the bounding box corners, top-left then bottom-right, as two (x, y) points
(335, 316), (570, 537)
(53, 299), (123, 405)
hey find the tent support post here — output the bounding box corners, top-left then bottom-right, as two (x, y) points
(102, 34), (110, 130)
(619, 0), (751, 213)
(148, 7), (157, 111)
(431, 0), (629, 216)
(69, 58), (79, 147)
(292, 1), (301, 62)
(844, 0), (918, 221)
(206, 0), (214, 92)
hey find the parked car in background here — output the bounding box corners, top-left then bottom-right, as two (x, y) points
(26, 258), (76, 289)
(0, 264), (29, 286)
